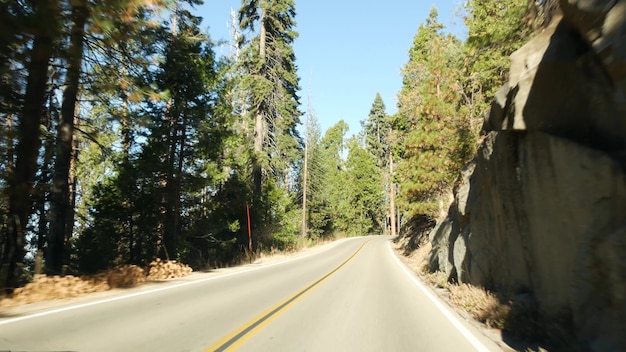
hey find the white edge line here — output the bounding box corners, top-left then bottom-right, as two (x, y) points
(0, 238), (353, 327)
(387, 241), (492, 352)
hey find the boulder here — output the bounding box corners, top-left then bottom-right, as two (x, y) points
(429, 1), (626, 348)
(484, 18), (626, 151)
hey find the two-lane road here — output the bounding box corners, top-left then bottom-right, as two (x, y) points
(0, 236), (503, 351)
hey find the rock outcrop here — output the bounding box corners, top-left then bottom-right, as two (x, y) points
(429, 1), (626, 349)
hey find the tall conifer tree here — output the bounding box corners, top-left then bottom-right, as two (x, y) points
(362, 93), (395, 234)
(346, 137), (383, 236)
(238, 0), (301, 220)
(318, 121), (351, 235)
(1, 0), (61, 288)
(395, 7), (466, 218)
(362, 93), (389, 169)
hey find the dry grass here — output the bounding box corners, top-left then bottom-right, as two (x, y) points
(397, 238), (431, 272)
(0, 260), (193, 308)
(254, 234), (346, 263)
(394, 239), (511, 329)
(424, 270), (451, 289)
(394, 238), (560, 351)
(3, 237), (332, 309)
(448, 283), (511, 329)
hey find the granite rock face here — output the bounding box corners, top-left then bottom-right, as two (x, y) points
(429, 1), (626, 349)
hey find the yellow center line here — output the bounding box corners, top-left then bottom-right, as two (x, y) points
(205, 239), (370, 352)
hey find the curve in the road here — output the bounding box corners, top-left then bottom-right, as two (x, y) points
(0, 237), (502, 352)
(207, 239), (370, 352)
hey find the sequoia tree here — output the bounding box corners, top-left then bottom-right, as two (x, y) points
(238, 0), (302, 223)
(362, 93), (396, 235)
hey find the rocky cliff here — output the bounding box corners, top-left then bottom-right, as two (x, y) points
(429, 1), (626, 350)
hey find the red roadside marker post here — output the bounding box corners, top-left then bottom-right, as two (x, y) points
(246, 204), (252, 256)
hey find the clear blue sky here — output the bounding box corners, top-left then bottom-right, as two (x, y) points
(197, 1), (466, 136)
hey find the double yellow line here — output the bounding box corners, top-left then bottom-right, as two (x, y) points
(205, 240), (370, 352)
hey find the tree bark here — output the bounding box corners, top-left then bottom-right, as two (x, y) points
(252, 8), (267, 206)
(253, 113), (264, 205)
(301, 119), (308, 237)
(161, 3), (179, 261)
(66, 113), (79, 262)
(34, 98), (55, 275)
(172, 105), (188, 257)
(120, 79), (135, 262)
(259, 8), (266, 59)
(164, 105), (182, 261)
(2, 0), (58, 288)
(389, 127), (396, 237)
(163, 120), (176, 260)
(47, 0), (88, 274)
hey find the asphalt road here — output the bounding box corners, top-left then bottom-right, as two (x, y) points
(0, 236), (504, 351)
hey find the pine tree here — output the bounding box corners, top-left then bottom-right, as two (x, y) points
(46, 0), (170, 273)
(300, 107), (326, 238)
(462, 0), (537, 133)
(238, 0), (302, 233)
(74, 0), (168, 269)
(47, 0), (89, 274)
(75, 1), (223, 271)
(362, 93), (396, 235)
(395, 7), (466, 219)
(122, 3), (218, 264)
(345, 137), (383, 236)
(317, 121), (351, 235)
(1, 0), (61, 288)
(362, 93), (389, 169)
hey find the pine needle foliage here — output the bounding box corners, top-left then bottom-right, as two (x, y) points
(237, 0), (302, 245)
(393, 2), (539, 220)
(395, 8), (469, 218)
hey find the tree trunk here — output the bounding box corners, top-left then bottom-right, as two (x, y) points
(253, 113), (264, 205)
(172, 106), (188, 257)
(2, 114), (14, 277)
(47, 0), (88, 274)
(301, 121), (308, 237)
(164, 107), (183, 262)
(120, 80), (135, 263)
(5, 114), (12, 174)
(120, 82), (136, 263)
(157, 89), (178, 261)
(389, 127), (396, 237)
(252, 8), (267, 207)
(161, 4), (179, 261)
(34, 99), (55, 275)
(1, 1), (59, 289)
(259, 8), (266, 59)
(65, 113), (79, 264)
(121, 70), (131, 159)
(156, 96), (172, 260)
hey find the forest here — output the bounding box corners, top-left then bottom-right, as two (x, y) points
(0, 0), (550, 290)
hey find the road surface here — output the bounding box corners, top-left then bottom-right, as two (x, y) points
(0, 236), (503, 351)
